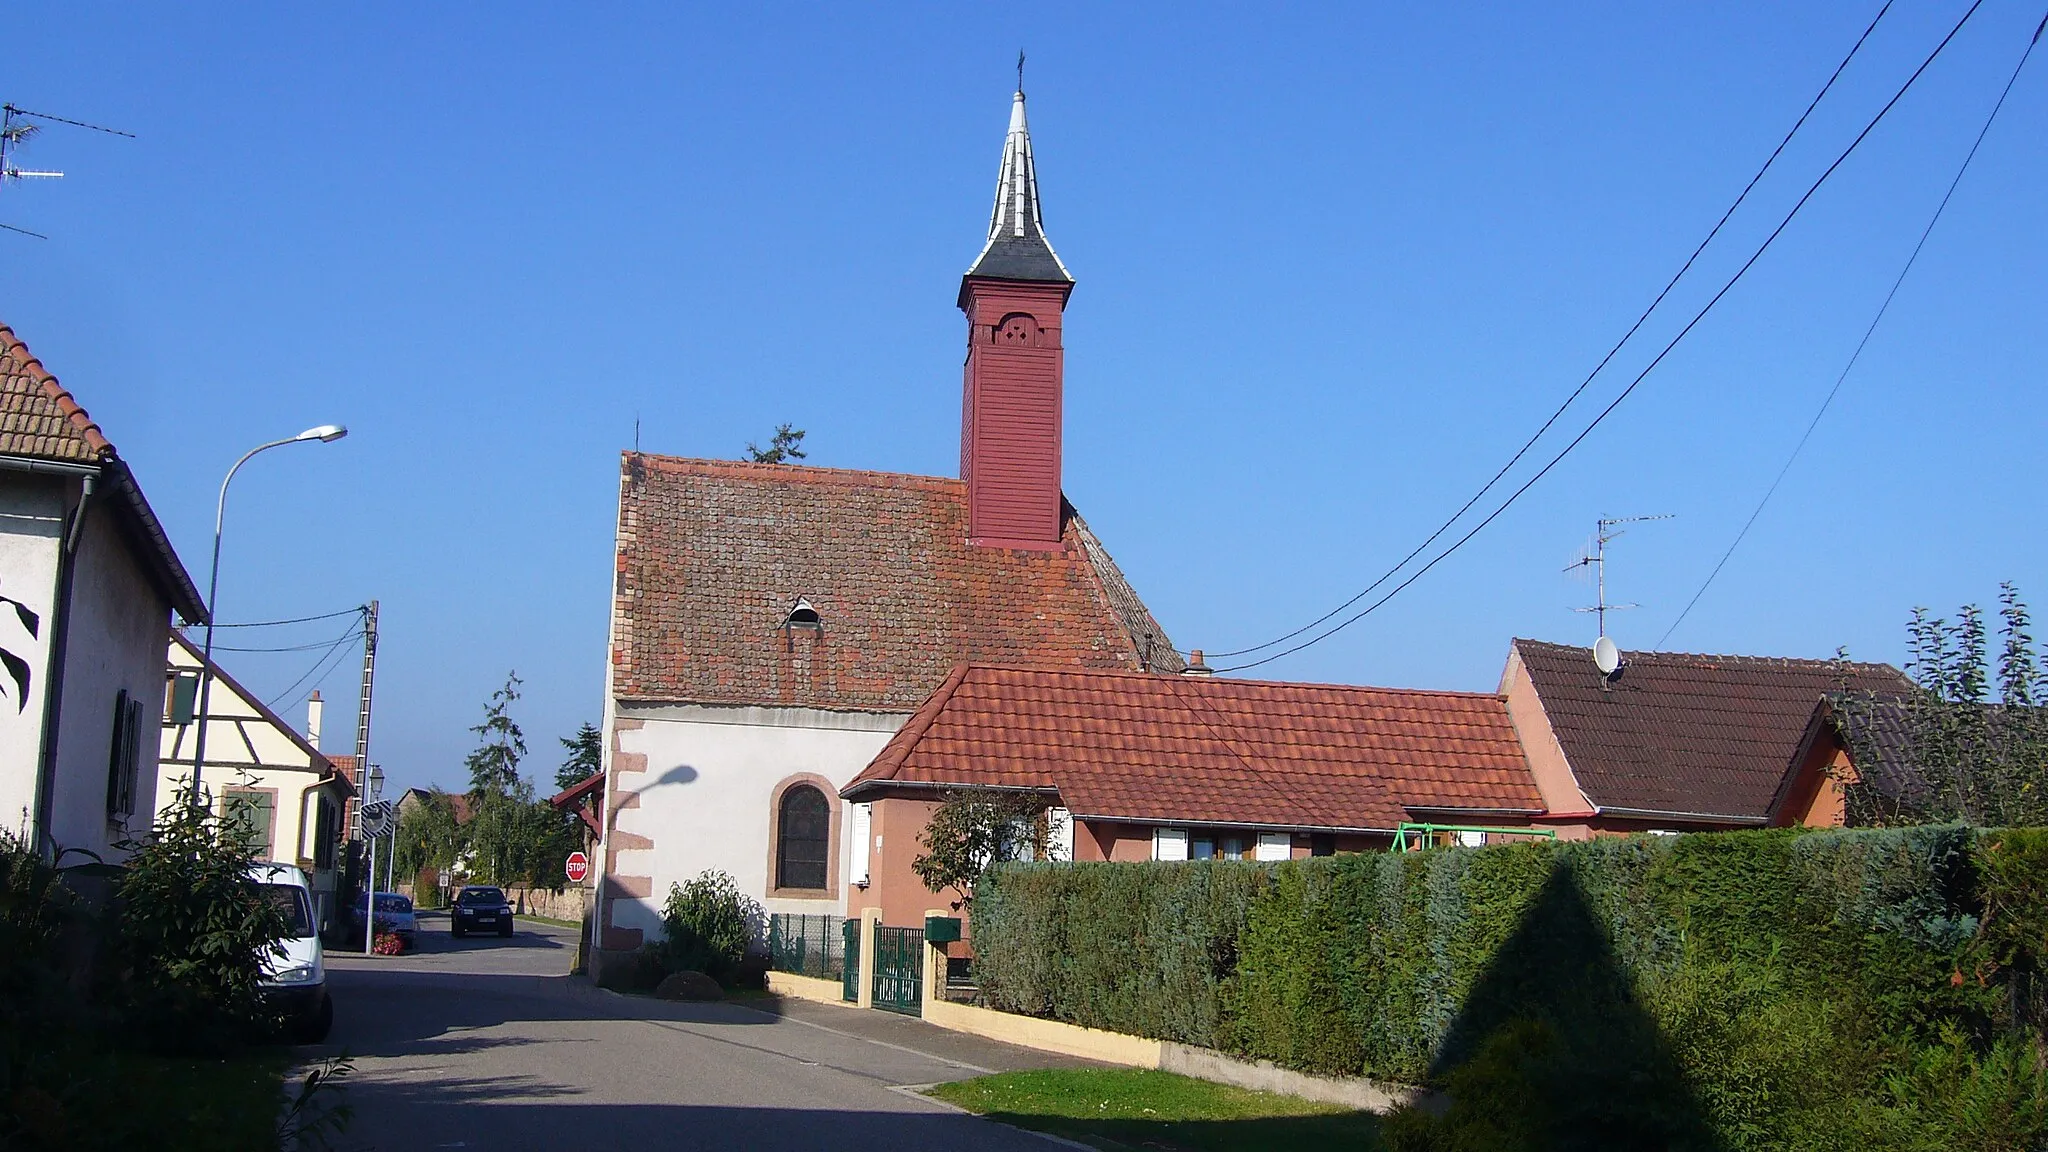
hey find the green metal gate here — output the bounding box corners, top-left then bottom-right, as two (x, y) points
(871, 926), (923, 1016)
(841, 918), (860, 1002)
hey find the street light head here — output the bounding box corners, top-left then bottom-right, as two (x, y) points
(297, 424), (348, 443)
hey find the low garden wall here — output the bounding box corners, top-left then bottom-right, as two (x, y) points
(970, 826), (2048, 1148)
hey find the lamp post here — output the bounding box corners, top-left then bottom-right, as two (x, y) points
(365, 765), (383, 956)
(186, 425), (348, 809)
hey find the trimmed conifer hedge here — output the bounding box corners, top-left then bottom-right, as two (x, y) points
(971, 826), (2048, 1150)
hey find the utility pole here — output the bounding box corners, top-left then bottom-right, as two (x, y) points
(353, 600), (379, 837)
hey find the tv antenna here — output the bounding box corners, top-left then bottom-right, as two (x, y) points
(1, 103), (136, 239)
(1563, 514), (1673, 645)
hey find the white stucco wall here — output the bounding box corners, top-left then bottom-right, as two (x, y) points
(46, 502), (173, 863)
(606, 703), (905, 942)
(0, 475), (66, 840)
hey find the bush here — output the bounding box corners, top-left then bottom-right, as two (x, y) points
(107, 802), (292, 1054)
(971, 826), (2048, 1150)
(657, 870), (761, 987)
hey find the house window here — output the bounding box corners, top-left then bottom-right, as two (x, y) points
(104, 689), (144, 819)
(1254, 832), (1292, 861)
(223, 789), (276, 859)
(1310, 833), (1337, 857)
(1152, 827), (1189, 862)
(848, 802), (872, 886)
(1047, 807), (1074, 862)
(1220, 837), (1245, 860)
(1191, 837), (1217, 860)
(775, 785), (830, 891)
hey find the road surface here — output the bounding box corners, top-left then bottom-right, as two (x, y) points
(319, 913), (1084, 1150)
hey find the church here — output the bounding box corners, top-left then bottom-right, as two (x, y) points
(592, 82), (1181, 954)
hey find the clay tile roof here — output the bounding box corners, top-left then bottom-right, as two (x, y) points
(0, 322), (207, 622)
(1513, 638), (1914, 819)
(1, 322), (113, 462)
(842, 665), (1544, 831)
(609, 453), (1181, 711)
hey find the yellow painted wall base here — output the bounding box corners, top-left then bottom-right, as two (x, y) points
(922, 998), (1163, 1069)
(766, 971), (848, 1005)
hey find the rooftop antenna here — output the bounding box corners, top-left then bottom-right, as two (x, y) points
(1, 103), (135, 239)
(1564, 514), (1673, 648)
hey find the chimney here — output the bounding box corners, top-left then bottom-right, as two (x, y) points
(959, 84), (1074, 550)
(1181, 650), (1215, 677)
(307, 690), (323, 750)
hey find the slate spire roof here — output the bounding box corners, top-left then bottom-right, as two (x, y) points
(964, 87), (1073, 286)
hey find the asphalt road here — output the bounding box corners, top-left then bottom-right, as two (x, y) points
(319, 913), (1075, 1151)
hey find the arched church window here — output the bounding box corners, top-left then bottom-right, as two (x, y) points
(776, 785), (830, 891)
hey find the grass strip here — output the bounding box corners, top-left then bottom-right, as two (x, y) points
(926, 1067), (1382, 1152)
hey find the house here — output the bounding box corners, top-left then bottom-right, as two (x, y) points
(593, 84), (1180, 959)
(1500, 638), (1916, 835)
(156, 633), (354, 925)
(0, 322), (208, 864)
(839, 663), (1549, 927)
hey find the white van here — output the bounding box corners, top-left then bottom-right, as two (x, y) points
(249, 862), (332, 1043)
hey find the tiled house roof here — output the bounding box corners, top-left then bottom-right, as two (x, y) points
(609, 453), (1181, 711)
(842, 665), (1544, 831)
(0, 322), (207, 622)
(1513, 638), (1914, 819)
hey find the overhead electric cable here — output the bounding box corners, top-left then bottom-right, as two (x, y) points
(1658, 6), (2046, 650)
(1201, 0), (1896, 661)
(210, 606), (367, 629)
(213, 629), (364, 654)
(1217, 0), (1991, 674)
(264, 627), (365, 710)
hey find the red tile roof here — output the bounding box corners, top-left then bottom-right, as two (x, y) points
(1513, 638), (1915, 819)
(609, 453), (1181, 711)
(842, 665), (1544, 831)
(0, 322), (207, 621)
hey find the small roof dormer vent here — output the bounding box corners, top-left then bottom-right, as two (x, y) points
(783, 597), (822, 631)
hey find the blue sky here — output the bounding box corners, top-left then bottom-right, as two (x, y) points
(5, 3), (2043, 795)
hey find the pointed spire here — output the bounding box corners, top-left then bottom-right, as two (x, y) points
(964, 81), (1072, 284)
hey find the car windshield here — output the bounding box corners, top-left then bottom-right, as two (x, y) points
(259, 884), (314, 937)
(458, 888), (504, 905)
(365, 894), (411, 913)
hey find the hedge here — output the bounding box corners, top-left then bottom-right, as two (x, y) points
(971, 827), (2048, 1151)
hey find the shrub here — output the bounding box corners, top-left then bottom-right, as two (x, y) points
(108, 802), (291, 1054)
(658, 869), (761, 986)
(972, 826), (2048, 1150)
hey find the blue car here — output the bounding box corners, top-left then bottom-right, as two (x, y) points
(353, 892), (418, 947)
(451, 885), (514, 939)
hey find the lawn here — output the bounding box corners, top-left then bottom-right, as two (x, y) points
(926, 1067), (1383, 1152)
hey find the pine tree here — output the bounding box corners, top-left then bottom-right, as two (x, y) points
(556, 722), (602, 791)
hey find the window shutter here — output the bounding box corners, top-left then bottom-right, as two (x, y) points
(1254, 832), (1292, 861)
(1048, 807), (1074, 862)
(848, 803), (871, 886)
(105, 689), (134, 817)
(1152, 827), (1188, 862)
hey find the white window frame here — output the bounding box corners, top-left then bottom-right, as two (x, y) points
(848, 803), (872, 886)
(1047, 806), (1074, 862)
(1254, 832), (1292, 861)
(1152, 827), (1189, 862)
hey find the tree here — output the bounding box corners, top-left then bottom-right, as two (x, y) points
(465, 673), (526, 796)
(744, 423), (807, 464)
(1837, 583), (2048, 827)
(393, 790), (464, 897)
(910, 790), (1061, 910)
(556, 722), (602, 791)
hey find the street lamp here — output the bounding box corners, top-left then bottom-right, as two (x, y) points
(186, 425), (349, 808)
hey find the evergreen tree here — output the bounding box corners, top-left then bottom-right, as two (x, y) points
(744, 424), (807, 464)
(556, 722), (602, 791)
(465, 673), (526, 797)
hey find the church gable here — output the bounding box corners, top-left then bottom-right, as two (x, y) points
(609, 454), (1178, 712)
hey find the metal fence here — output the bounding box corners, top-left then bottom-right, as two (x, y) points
(766, 913), (848, 980)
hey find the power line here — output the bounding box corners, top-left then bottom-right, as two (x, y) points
(1657, 7), (2045, 650)
(213, 629), (364, 654)
(264, 627), (366, 710)
(211, 606), (368, 630)
(1202, 0), (1896, 661)
(1218, 0), (1991, 675)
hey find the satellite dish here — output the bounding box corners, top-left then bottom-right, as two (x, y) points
(1593, 635), (1622, 676)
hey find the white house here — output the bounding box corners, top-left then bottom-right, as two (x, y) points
(156, 634), (354, 926)
(0, 321), (208, 865)
(593, 85), (1180, 961)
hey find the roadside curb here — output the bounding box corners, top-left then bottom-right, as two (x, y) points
(891, 1085), (1096, 1150)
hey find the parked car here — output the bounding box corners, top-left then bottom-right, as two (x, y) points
(352, 892), (418, 947)
(451, 885), (514, 938)
(250, 863), (332, 1043)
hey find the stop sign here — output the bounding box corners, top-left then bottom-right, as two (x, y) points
(565, 851), (590, 884)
